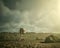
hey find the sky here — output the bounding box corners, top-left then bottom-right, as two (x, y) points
(0, 0), (60, 33)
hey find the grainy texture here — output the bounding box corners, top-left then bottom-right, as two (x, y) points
(0, 32), (60, 48)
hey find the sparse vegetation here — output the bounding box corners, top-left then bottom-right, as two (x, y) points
(0, 32), (60, 48)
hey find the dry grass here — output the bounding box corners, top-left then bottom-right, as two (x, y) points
(0, 32), (60, 48)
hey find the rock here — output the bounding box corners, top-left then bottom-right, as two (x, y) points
(44, 35), (60, 43)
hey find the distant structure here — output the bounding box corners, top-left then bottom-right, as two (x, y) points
(19, 28), (25, 34)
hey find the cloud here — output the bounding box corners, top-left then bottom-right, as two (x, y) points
(0, 4), (43, 32)
(0, 2), (22, 32)
(0, 0), (59, 33)
(1, 0), (21, 10)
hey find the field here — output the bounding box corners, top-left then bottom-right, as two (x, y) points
(0, 32), (60, 48)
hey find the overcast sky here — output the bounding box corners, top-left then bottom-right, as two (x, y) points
(0, 0), (60, 33)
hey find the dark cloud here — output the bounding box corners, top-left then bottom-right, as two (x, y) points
(0, 1), (21, 32)
(2, 0), (21, 10)
(2, 0), (16, 10)
(0, 0), (58, 33)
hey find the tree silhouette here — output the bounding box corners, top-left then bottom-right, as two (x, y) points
(19, 28), (24, 34)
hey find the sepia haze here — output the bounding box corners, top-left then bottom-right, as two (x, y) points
(0, 0), (60, 33)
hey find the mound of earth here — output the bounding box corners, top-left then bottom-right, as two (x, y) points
(44, 35), (60, 43)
